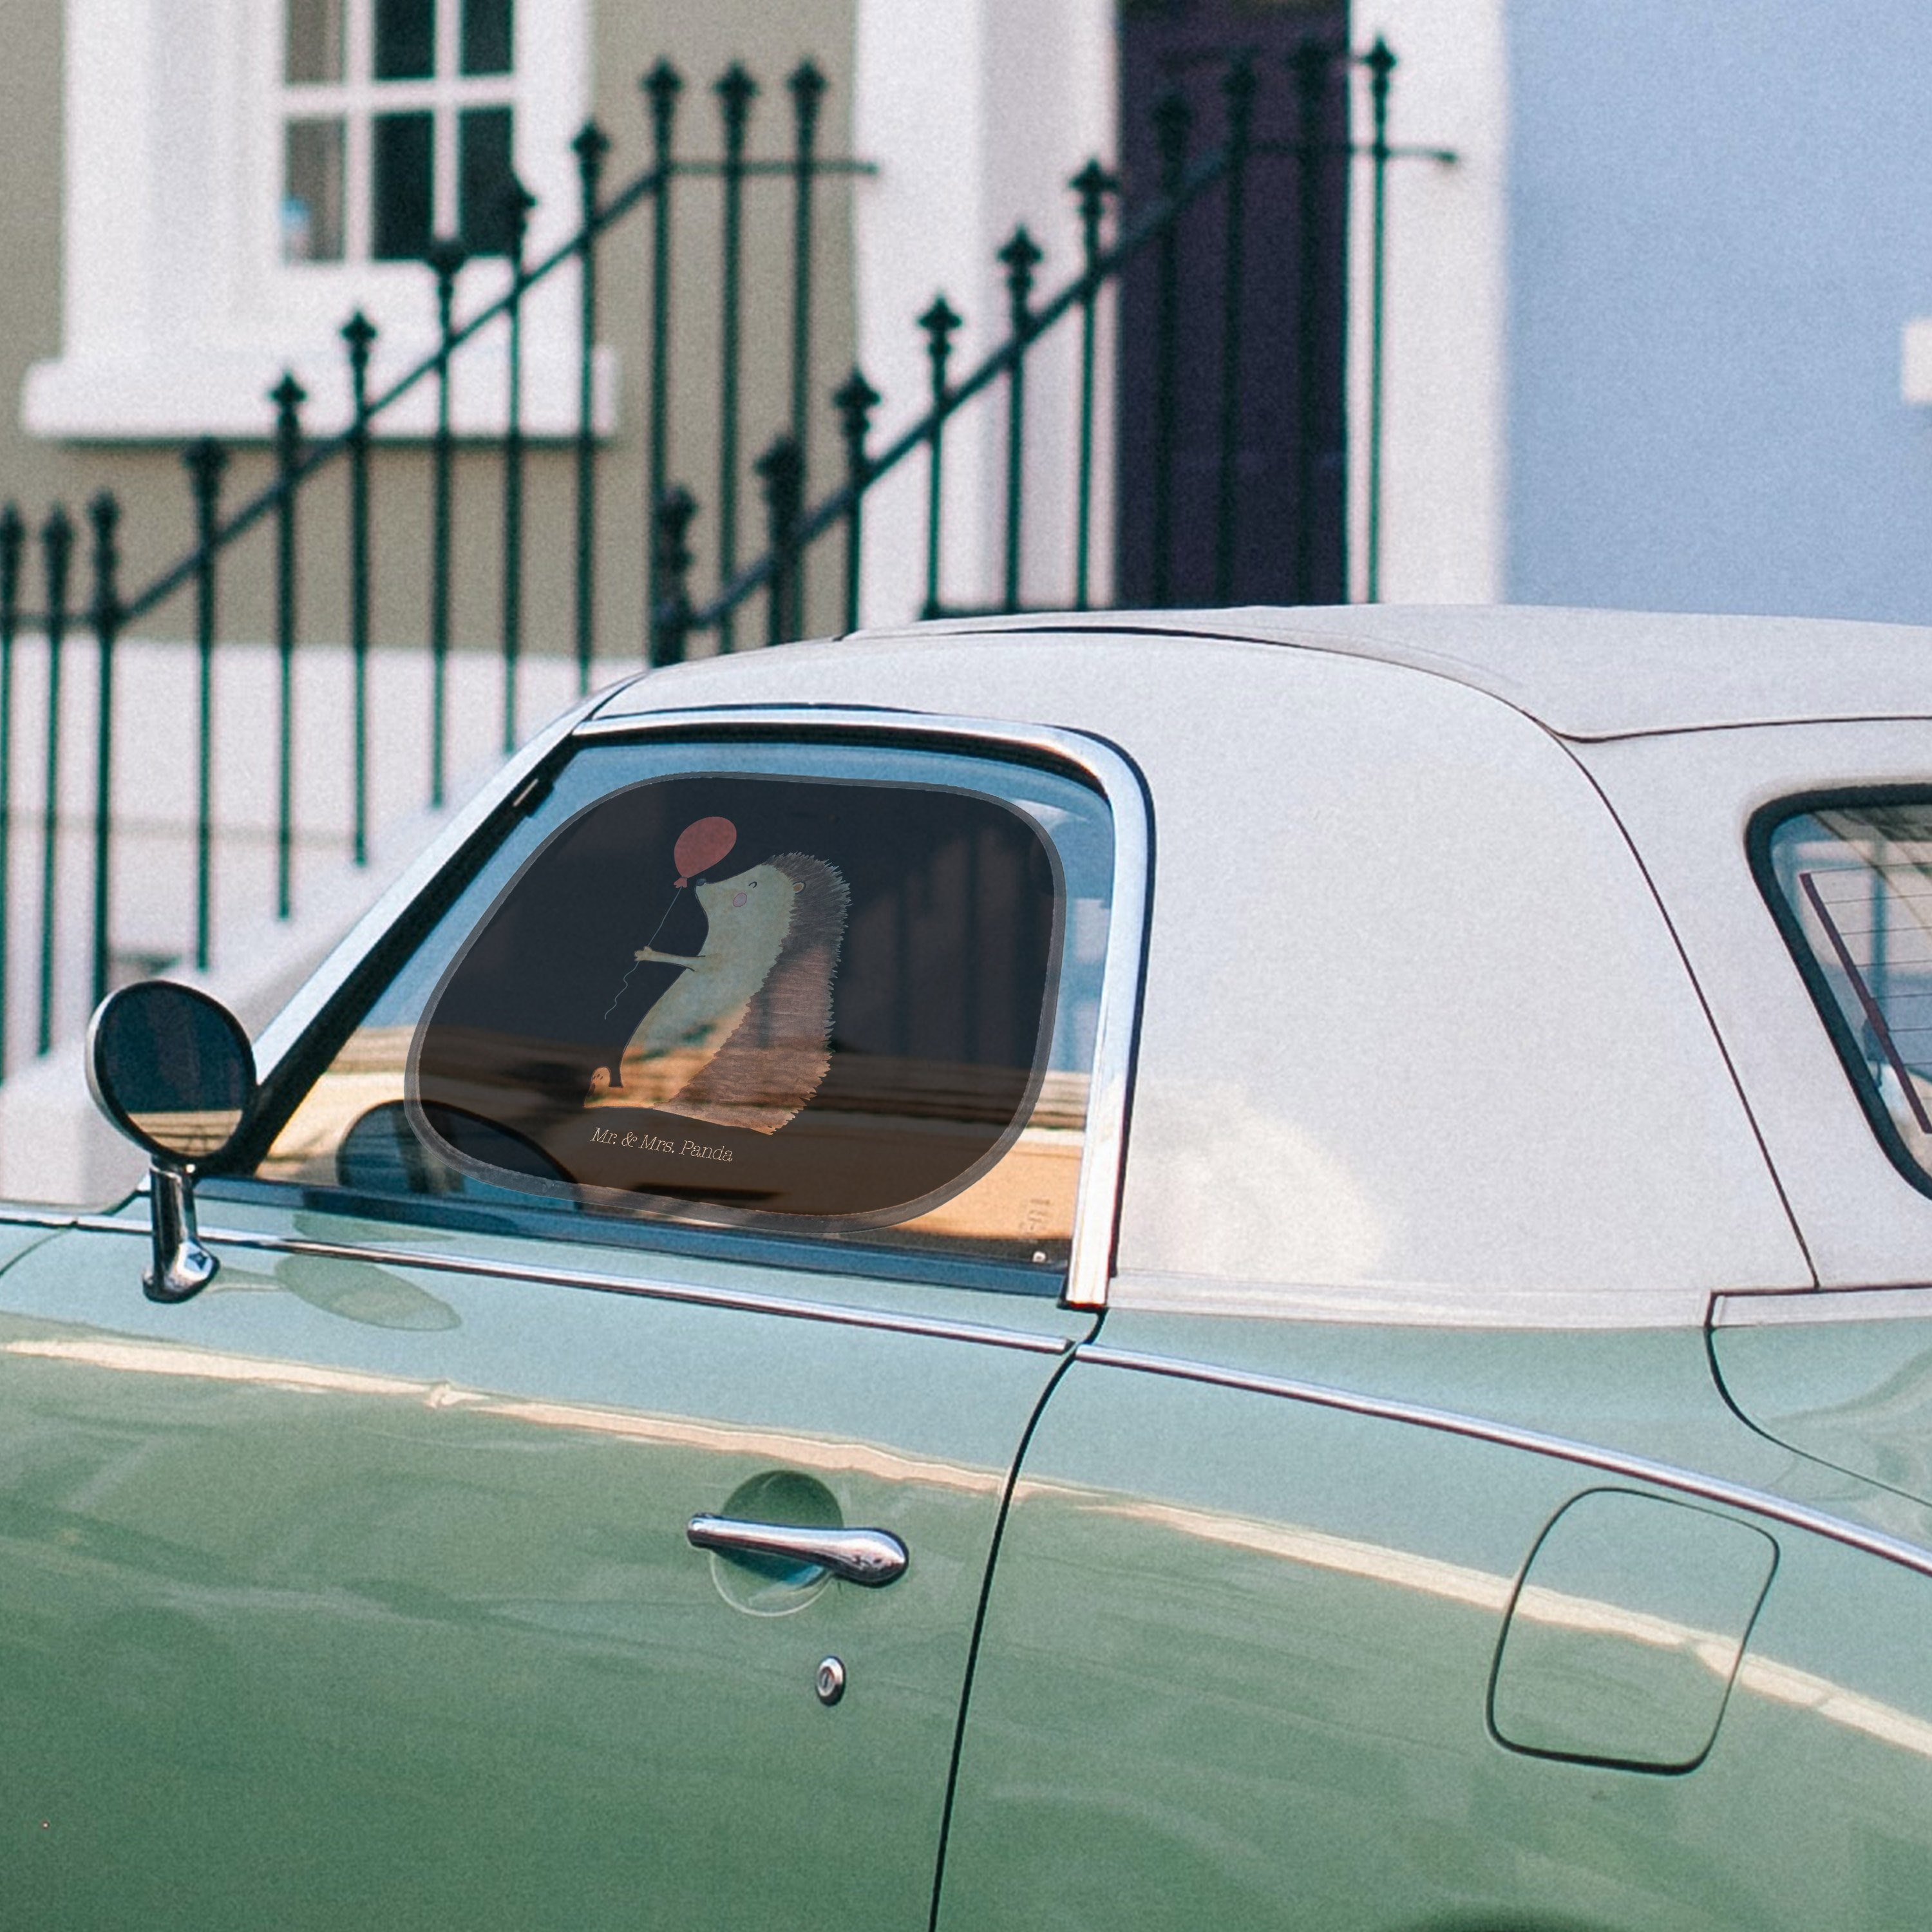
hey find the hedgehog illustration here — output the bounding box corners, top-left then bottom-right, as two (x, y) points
(586, 851), (849, 1134)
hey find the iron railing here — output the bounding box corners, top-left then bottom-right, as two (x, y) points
(0, 40), (1445, 1081)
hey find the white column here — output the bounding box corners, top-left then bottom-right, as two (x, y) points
(61, 0), (166, 363)
(853, 0), (1116, 629)
(1347, 0), (1509, 603)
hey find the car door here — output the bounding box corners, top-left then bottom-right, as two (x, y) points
(0, 712), (1142, 1932)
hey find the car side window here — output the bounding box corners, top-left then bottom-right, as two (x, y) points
(1760, 794), (1932, 1192)
(244, 735), (1116, 1290)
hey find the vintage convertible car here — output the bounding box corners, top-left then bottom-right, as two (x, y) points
(10, 604), (1932, 1928)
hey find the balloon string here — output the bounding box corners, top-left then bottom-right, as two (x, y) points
(601, 885), (684, 1021)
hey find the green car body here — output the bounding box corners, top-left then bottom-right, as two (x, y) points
(8, 607), (1932, 1929)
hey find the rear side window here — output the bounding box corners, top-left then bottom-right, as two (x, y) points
(248, 735), (1115, 1289)
(1761, 796), (1932, 1188)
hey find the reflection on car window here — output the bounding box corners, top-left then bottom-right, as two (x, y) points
(1766, 798), (1932, 1182)
(256, 740), (1114, 1281)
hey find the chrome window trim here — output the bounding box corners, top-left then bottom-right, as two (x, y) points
(1077, 1342), (1932, 1584)
(573, 705), (1151, 1312)
(64, 1215), (1074, 1354)
(1712, 1285), (1932, 1326)
(247, 699), (1148, 1314)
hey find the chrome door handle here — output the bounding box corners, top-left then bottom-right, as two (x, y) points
(687, 1514), (909, 1587)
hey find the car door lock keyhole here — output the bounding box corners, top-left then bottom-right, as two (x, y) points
(815, 1656), (846, 1706)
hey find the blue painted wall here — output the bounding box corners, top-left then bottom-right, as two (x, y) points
(1507, 1), (1932, 621)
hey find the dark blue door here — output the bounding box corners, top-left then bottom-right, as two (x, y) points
(1116, 0), (1352, 606)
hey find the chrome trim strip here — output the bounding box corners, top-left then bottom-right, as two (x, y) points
(1711, 1286), (1932, 1327)
(75, 1218), (1073, 1356)
(0, 1208), (80, 1229)
(569, 705), (1152, 1312)
(687, 1514), (909, 1587)
(1076, 1342), (1932, 1582)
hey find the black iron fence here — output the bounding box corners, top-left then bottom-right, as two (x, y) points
(0, 41), (1446, 1080)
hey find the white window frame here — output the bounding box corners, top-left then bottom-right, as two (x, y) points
(25, 0), (605, 441)
(280, 0), (517, 267)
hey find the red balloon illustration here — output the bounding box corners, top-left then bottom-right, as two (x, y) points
(673, 816), (737, 886)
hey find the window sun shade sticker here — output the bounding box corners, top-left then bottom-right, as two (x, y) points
(406, 773), (1065, 1227)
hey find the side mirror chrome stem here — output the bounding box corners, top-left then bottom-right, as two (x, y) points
(145, 1164), (218, 1303)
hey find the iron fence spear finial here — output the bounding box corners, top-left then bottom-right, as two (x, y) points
(1070, 158), (1118, 267)
(787, 58), (828, 120)
(341, 308), (377, 384)
(999, 226), (1043, 332)
(919, 294), (962, 381)
(834, 367), (881, 464)
(571, 116), (611, 191)
(184, 436), (230, 520)
(426, 234), (468, 316)
(270, 369), (308, 437)
(641, 59), (683, 152)
(715, 61), (758, 131)
(1363, 34), (1397, 104)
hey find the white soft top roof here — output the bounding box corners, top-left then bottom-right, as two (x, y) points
(677, 605), (1932, 740)
(597, 614), (1822, 1322)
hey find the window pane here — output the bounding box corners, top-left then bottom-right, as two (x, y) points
(459, 106), (515, 255)
(372, 110), (434, 260)
(461, 0), (513, 75)
(285, 0), (345, 83)
(1767, 799), (1932, 1182)
(374, 0), (435, 80)
(255, 742), (1113, 1282)
(282, 118), (345, 262)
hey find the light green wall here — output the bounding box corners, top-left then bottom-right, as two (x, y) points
(0, 0), (860, 658)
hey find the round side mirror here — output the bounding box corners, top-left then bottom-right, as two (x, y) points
(86, 983), (256, 1305)
(87, 981), (256, 1170)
